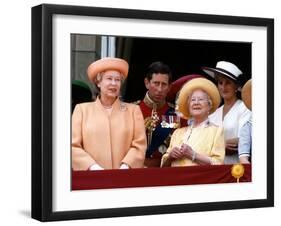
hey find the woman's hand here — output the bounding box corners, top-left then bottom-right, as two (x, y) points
(181, 143), (213, 165)
(168, 144), (212, 165)
(239, 156), (250, 164)
(169, 144), (194, 160)
(180, 143), (194, 160)
(120, 163), (130, 169)
(168, 147), (184, 159)
(89, 163), (104, 170)
(226, 138), (239, 154)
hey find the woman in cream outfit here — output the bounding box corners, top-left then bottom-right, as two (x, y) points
(161, 78), (225, 167)
(202, 61), (251, 164)
(72, 57), (146, 171)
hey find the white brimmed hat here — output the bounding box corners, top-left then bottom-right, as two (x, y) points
(202, 61), (242, 83)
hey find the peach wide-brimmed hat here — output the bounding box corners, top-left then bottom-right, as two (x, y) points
(241, 79), (252, 110)
(177, 78), (221, 119)
(87, 57), (129, 83)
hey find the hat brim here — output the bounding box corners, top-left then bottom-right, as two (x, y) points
(87, 58), (129, 83)
(72, 80), (91, 91)
(177, 78), (221, 119)
(202, 66), (240, 83)
(241, 79), (252, 110)
(166, 74), (203, 103)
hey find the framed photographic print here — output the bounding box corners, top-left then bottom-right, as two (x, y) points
(32, 3), (274, 221)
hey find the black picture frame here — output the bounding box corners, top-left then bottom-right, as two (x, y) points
(32, 3), (274, 222)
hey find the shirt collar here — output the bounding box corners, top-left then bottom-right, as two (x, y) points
(143, 91), (166, 109)
(188, 118), (210, 128)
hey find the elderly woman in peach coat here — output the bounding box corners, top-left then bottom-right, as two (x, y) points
(72, 58), (146, 171)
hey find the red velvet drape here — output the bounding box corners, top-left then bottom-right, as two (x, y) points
(72, 164), (251, 190)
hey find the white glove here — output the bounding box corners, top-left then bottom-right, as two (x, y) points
(119, 163), (130, 169)
(89, 163), (104, 171)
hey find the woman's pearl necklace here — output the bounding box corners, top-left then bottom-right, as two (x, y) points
(102, 104), (113, 109)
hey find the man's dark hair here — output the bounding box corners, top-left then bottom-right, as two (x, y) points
(145, 61), (172, 83)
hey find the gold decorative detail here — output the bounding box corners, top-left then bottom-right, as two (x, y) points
(144, 117), (153, 129)
(144, 107), (159, 147)
(231, 164), (245, 183)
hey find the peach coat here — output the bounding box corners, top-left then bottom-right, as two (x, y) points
(72, 98), (147, 170)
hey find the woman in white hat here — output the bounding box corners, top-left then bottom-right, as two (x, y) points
(202, 61), (252, 164)
(72, 57), (146, 170)
(161, 78), (225, 167)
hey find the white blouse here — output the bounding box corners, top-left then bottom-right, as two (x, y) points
(209, 99), (252, 164)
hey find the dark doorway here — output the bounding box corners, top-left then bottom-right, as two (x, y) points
(122, 37), (251, 102)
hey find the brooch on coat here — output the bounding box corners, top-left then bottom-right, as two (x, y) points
(119, 102), (127, 111)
